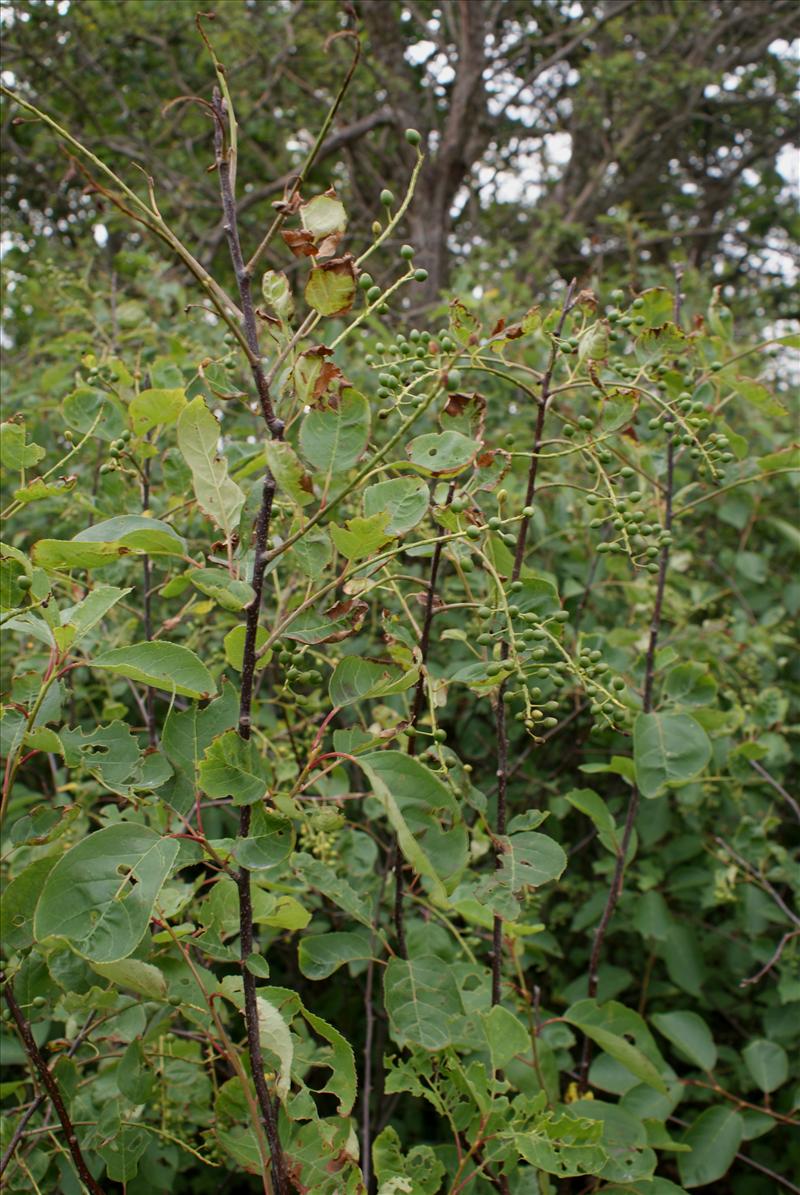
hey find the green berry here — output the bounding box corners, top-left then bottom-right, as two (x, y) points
(445, 369), (462, 392)
(367, 285), (382, 303)
(358, 273), (374, 291)
(380, 189), (394, 206)
(414, 268), (429, 283)
(466, 525), (481, 541)
(400, 244), (415, 260)
(16, 575), (31, 591)
(405, 128), (422, 146)
(432, 728), (446, 743)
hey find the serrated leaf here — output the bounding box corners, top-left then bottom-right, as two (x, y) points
(177, 396), (245, 536)
(329, 511), (392, 560)
(0, 421), (45, 469)
(265, 440), (314, 506)
(329, 656), (418, 707)
(129, 387), (186, 436)
(256, 997), (293, 1100)
(188, 568), (255, 611)
(199, 729), (269, 805)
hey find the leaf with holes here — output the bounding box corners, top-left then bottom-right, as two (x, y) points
(34, 824), (179, 963)
(407, 430), (478, 476)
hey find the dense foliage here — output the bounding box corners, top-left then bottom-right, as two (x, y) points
(1, 8), (799, 1195)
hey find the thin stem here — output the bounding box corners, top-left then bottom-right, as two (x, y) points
(492, 279), (576, 1007)
(394, 482), (456, 955)
(211, 87), (288, 1195)
(1, 974), (103, 1195)
(580, 433), (675, 1085)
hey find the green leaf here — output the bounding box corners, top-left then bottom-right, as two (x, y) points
(63, 387), (125, 441)
(223, 624), (272, 671)
(188, 568), (255, 612)
(664, 663), (717, 707)
(91, 958), (167, 1000)
(256, 997), (293, 1100)
(298, 930), (373, 980)
(199, 730), (269, 805)
(56, 585), (131, 650)
(635, 287), (674, 328)
(565, 788), (616, 835)
(329, 656), (418, 707)
(678, 1107), (743, 1188)
(0, 856), (58, 951)
(117, 1040), (156, 1104)
(734, 377), (787, 417)
(0, 421), (45, 470)
(652, 1011), (717, 1071)
(633, 712), (712, 798)
(363, 477), (429, 534)
(92, 641), (217, 699)
(742, 1039), (788, 1093)
(34, 824), (179, 963)
(98, 1125), (149, 1182)
(373, 1125), (445, 1195)
(299, 388), (370, 473)
(406, 430), (478, 476)
(60, 721), (143, 791)
(160, 684), (239, 814)
(305, 256), (356, 316)
(232, 807), (293, 871)
(482, 1004), (530, 1071)
(261, 269), (295, 321)
(293, 854), (373, 927)
(509, 1111), (607, 1178)
(565, 1000), (668, 1093)
(358, 751), (464, 904)
(265, 440), (314, 506)
(329, 511), (392, 560)
(384, 956), (463, 1050)
(301, 192), (347, 249)
(177, 396), (245, 536)
(479, 831), (567, 920)
(33, 516), (186, 570)
(129, 387), (187, 436)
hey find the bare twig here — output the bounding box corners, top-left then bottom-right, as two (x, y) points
(1, 975), (103, 1195)
(492, 278), (576, 1006)
(740, 929), (800, 988)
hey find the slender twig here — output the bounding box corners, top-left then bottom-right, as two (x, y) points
(492, 279), (576, 1007)
(580, 428), (675, 1086)
(1, 975), (103, 1195)
(715, 837), (800, 929)
(393, 482), (456, 957)
(749, 758), (800, 824)
(211, 86), (288, 1195)
(740, 930), (800, 988)
(0, 1014), (95, 1181)
(140, 448), (157, 746)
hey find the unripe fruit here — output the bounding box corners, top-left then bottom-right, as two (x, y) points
(432, 728), (446, 743)
(445, 369), (462, 391)
(380, 189), (394, 206)
(466, 525), (481, 540)
(405, 128), (422, 146)
(400, 244), (415, 260)
(358, 273), (374, 291)
(414, 268), (428, 283)
(17, 575), (31, 591)
(367, 286), (382, 303)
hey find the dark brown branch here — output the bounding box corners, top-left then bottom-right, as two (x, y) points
(211, 87), (288, 1195)
(394, 482), (457, 959)
(1, 975), (103, 1195)
(580, 432), (675, 1085)
(492, 279), (576, 1007)
(740, 929), (800, 988)
(0, 1014), (95, 1181)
